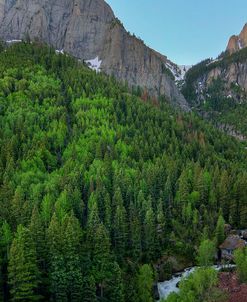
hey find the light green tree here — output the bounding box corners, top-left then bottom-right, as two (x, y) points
(137, 264), (154, 302)
(197, 239), (215, 267)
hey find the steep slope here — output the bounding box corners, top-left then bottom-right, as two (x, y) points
(182, 25), (247, 138)
(0, 0), (189, 110)
(227, 23), (247, 54)
(0, 42), (247, 302)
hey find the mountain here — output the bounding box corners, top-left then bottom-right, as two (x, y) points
(182, 23), (247, 138)
(0, 0), (189, 110)
(227, 23), (247, 54)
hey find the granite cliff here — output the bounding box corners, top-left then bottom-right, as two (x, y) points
(227, 23), (247, 54)
(0, 0), (189, 110)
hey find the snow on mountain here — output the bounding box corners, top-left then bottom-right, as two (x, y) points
(6, 39), (22, 43)
(179, 65), (192, 80)
(238, 39), (243, 50)
(166, 62), (192, 84)
(85, 56), (102, 72)
(55, 49), (64, 55)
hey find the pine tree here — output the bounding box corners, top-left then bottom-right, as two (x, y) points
(82, 275), (97, 302)
(157, 198), (166, 249)
(105, 262), (124, 302)
(8, 225), (40, 301)
(129, 201), (142, 261)
(47, 214), (67, 302)
(63, 213), (83, 301)
(215, 214), (225, 247)
(29, 207), (48, 298)
(91, 223), (111, 300)
(137, 264), (154, 302)
(0, 221), (12, 302)
(41, 194), (53, 227)
(218, 172), (230, 221)
(112, 189), (127, 260)
(11, 187), (25, 227)
(144, 208), (156, 261)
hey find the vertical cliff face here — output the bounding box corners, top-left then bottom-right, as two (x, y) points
(227, 23), (247, 54)
(0, 0), (189, 110)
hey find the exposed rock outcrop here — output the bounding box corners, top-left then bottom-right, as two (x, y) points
(190, 58), (247, 107)
(227, 23), (247, 54)
(0, 0), (189, 110)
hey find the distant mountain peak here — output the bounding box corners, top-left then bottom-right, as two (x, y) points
(227, 23), (247, 54)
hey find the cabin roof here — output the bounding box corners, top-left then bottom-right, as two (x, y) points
(219, 235), (245, 250)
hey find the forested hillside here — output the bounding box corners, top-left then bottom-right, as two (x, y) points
(0, 43), (247, 301)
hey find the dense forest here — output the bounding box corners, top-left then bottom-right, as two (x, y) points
(0, 42), (247, 301)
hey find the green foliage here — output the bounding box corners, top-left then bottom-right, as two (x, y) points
(137, 264), (154, 302)
(215, 215), (225, 247)
(8, 225), (40, 301)
(234, 247), (247, 283)
(0, 42), (247, 301)
(196, 239), (215, 267)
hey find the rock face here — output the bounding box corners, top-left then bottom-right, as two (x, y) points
(227, 23), (247, 54)
(186, 23), (247, 106)
(0, 0), (189, 110)
(190, 60), (247, 106)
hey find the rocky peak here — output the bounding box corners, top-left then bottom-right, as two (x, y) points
(227, 23), (247, 54)
(0, 0), (189, 111)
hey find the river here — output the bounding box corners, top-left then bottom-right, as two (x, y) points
(157, 264), (235, 301)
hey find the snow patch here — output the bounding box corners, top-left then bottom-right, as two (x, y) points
(165, 62), (192, 83)
(178, 65), (192, 79)
(238, 39), (243, 50)
(6, 39), (22, 44)
(55, 49), (64, 55)
(85, 56), (102, 73)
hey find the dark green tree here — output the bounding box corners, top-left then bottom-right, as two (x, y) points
(8, 225), (40, 301)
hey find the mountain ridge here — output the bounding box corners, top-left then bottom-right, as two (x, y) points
(0, 0), (189, 110)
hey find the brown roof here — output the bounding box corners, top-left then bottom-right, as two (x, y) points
(219, 235), (245, 250)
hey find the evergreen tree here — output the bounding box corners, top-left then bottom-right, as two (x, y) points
(82, 275), (97, 302)
(63, 213), (83, 301)
(137, 264), (154, 302)
(91, 223), (111, 300)
(129, 201), (142, 261)
(8, 225), (40, 301)
(47, 214), (67, 302)
(0, 221), (12, 302)
(218, 172), (230, 221)
(143, 208), (156, 261)
(113, 200), (127, 261)
(215, 214), (225, 247)
(29, 207), (48, 298)
(105, 262), (124, 302)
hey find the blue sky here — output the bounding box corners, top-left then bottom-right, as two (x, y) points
(105, 0), (247, 65)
